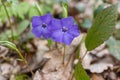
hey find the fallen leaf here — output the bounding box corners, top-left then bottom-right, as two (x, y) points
(42, 50), (63, 73)
(0, 75), (7, 80)
(0, 46), (8, 57)
(106, 37), (120, 60)
(33, 71), (42, 80)
(91, 74), (104, 80)
(0, 63), (13, 75)
(89, 62), (113, 73)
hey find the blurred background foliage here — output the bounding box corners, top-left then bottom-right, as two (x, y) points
(0, 0), (120, 60)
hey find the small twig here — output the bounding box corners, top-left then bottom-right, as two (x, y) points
(1, 0), (14, 42)
(26, 62), (34, 76)
(68, 69), (74, 80)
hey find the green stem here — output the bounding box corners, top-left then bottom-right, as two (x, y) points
(62, 3), (68, 18)
(63, 44), (66, 65)
(0, 41), (34, 75)
(15, 49), (27, 64)
(35, 3), (43, 15)
(16, 48), (34, 75)
(62, 3), (68, 65)
(33, 0), (43, 15)
(1, 0), (14, 42)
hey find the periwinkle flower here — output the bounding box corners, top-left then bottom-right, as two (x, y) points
(31, 14), (52, 39)
(50, 17), (80, 45)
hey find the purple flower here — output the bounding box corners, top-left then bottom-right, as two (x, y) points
(50, 17), (80, 45)
(31, 14), (52, 39)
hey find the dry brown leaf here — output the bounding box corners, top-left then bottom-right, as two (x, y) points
(33, 71), (42, 80)
(42, 50), (63, 73)
(0, 75), (7, 80)
(0, 63), (14, 75)
(35, 47), (74, 80)
(81, 42), (93, 69)
(81, 42), (114, 73)
(89, 62), (113, 73)
(109, 72), (117, 80)
(117, 77), (120, 80)
(33, 66), (71, 80)
(0, 63), (20, 76)
(91, 73), (104, 80)
(34, 39), (49, 63)
(0, 46), (8, 57)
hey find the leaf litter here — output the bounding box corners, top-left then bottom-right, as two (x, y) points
(0, 0), (120, 80)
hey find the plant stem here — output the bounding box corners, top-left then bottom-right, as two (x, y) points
(16, 49), (34, 75)
(81, 50), (88, 62)
(16, 49), (27, 64)
(26, 62), (34, 76)
(62, 3), (68, 18)
(33, 0), (43, 15)
(62, 2), (68, 65)
(1, 0), (14, 42)
(63, 44), (66, 65)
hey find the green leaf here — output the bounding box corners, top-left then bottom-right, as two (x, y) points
(0, 41), (27, 63)
(15, 74), (29, 80)
(0, 33), (9, 41)
(0, 30), (18, 41)
(17, 2), (30, 19)
(74, 35), (90, 80)
(28, 6), (39, 19)
(47, 39), (52, 47)
(85, 4), (118, 51)
(0, 6), (8, 22)
(94, 5), (104, 18)
(7, 0), (18, 5)
(0, 41), (16, 49)
(74, 62), (90, 80)
(106, 37), (120, 60)
(17, 20), (30, 35)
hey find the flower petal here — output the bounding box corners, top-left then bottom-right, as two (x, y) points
(42, 28), (51, 39)
(32, 16), (42, 27)
(50, 18), (62, 31)
(32, 26), (42, 37)
(40, 14), (52, 24)
(63, 33), (74, 45)
(61, 17), (74, 27)
(68, 25), (80, 37)
(51, 30), (63, 42)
